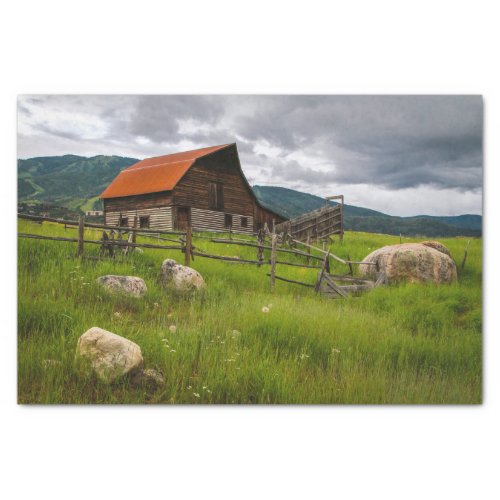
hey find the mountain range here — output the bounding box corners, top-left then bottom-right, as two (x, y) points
(18, 154), (481, 237)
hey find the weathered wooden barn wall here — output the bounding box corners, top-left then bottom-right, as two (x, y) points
(173, 147), (255, 216)
(254, 203), (283, 230)
(104, 192), (173, 212)
(105, 206), (173, 230)
(190, 208), (254, 234)
(104, 192), (174, 230)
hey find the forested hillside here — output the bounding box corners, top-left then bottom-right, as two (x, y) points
(18, 155), (481, 237)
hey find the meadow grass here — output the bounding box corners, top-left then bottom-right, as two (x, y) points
(17, 220), (482, 404)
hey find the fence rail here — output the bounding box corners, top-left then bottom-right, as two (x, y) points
(18, 212), (379, 298)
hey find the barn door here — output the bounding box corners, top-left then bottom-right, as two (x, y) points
(176, 207), (191, 230)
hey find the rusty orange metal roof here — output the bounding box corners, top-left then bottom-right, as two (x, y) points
(100, 144), (231, 198)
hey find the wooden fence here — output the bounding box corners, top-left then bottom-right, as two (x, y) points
(275, 201), (343, 243)
(18, 213), (380, 298)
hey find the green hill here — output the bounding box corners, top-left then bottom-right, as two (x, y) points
(18, 154), (137, 211)
(17, 155), (481, 237)
(253, 186), (482, 238)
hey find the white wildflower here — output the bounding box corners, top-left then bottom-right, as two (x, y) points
(170, 349), (176, 353)
(187, 385), (192, 390)
(193, 392), (200, 398)
(261, 306), (270, 313)
(153, 302), (159, 308)
(331, 348), (341, 354)
(113, 312), (121, 318)
(169, 325), (177, 333)
(42, 359), (61, 369)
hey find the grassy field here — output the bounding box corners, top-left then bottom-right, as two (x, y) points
(17, 219), (482, 404)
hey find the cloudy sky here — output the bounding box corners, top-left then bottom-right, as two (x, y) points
(17, 95), (482, 216)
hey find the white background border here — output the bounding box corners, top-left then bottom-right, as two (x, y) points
(1, 1), (498, 499)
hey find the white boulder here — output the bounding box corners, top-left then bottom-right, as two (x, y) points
(76, 327), (143, 383)
(160, 259), (205, 291)
(359, 242), (457, 284)
(97, 275), (147, 297)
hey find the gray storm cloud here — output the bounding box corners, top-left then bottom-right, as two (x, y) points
(17, 94), (483, 215)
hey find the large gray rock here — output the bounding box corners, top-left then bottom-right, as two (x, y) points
(359, 242), (457, 284)
(76, 327), (143, 383)
(97, 275), (147, 297)
(161, 259), (205, 291)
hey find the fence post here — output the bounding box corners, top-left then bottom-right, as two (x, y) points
(257, 229), (264, 266)
(109, 230), (115, 257)
(340, 195), (344, 243)
(461, 240), (471, 271)
(346, 254), (353, 276)
(270, 233), (277, 291)
(185, 225), (192, 267)
(306, 234), (311, 265)
(77, 215), (85, 257)
(132, 215), (137, 244)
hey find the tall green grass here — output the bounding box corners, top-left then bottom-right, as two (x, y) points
(17, 220), (482, 404)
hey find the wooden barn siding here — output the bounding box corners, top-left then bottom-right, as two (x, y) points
(254, 204), (286, 229)
(173, 149), (255, 216)
(105, 206), (173, 230)
(190, 208), (254, 234)
(104, 192), (173, 212)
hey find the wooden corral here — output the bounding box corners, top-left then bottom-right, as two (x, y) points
(100, 143), (286, 234)
(275, 198), (343, 243)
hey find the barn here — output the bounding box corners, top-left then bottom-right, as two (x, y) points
(100, 143), (286, 234)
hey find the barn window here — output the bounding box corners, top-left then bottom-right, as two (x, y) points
(224, 213), (233, 228)
(119, 215), (128, 227)
(139, 216), (150, 228)
(240, 216), (248, 228)
(208, 182), (224, 210)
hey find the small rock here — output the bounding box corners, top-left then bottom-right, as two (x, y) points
(76, 327), (143, 383)
(97, 275), (147, 297)
(160, 259), (205, 291)
(130, 368), (165, 391)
